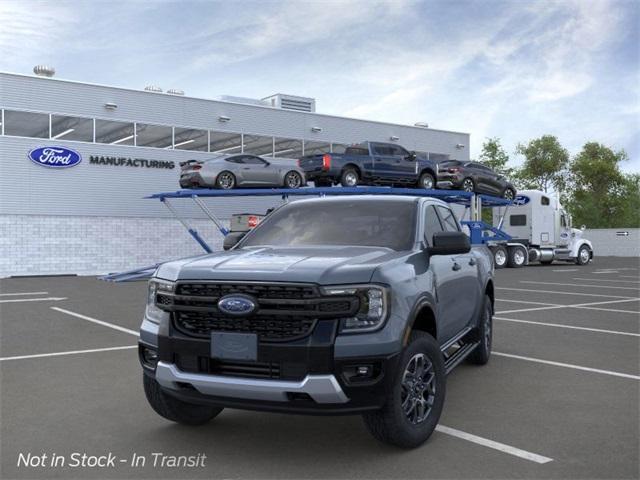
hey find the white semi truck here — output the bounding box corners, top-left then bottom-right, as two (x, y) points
(489, 189), (594, 268)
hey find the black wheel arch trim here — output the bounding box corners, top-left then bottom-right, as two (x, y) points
(403, 295), (438, 347)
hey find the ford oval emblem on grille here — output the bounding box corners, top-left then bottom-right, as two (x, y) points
(217, 294), (256, 316)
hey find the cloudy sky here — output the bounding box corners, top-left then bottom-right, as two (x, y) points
(1, 0), (638, 171)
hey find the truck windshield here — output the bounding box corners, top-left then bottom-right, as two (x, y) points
(239, 200), (417, 251)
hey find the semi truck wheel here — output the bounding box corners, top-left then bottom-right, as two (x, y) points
(143, 375), (223, 425)
(362, 331), (445, 449)
(576, 245), (591, 265)
(491, 245), (508, 269)
(507, 245), (527, 268)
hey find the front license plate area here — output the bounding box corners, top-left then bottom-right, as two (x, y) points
(211, 332), (258, 361)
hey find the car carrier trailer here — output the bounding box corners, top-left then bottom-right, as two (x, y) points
(102, 186), (590, 282)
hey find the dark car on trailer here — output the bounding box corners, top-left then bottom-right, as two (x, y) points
(437, 160), (516, 200)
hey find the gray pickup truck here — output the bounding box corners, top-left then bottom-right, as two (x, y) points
(139, 195), (494, 448)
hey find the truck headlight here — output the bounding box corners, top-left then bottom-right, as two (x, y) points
(145, 279), (175, 324)
(322, 285), (389, 333)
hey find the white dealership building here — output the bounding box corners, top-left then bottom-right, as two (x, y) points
(0, 69), (470, 277)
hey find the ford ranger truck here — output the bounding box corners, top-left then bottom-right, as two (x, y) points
(139, 196), (494, 448)
(298, 142), (439, 189)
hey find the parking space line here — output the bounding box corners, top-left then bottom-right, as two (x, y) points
(496, 299), (562, 306)
(576, 306), (640, 315)
(0, 291), (49, 296)
(0, 345), (137, 362)
(435, 425), (553, 464)
(493, 352), (640, 380)
(621, 275), (640, 279)
(0, 297), (67, 304)
(51, 307), (138, 336)
(520, 281), (640, 291)
(497, 298), (640, 315)
(572, 278), (640, 284)
(552, 269), (579, 272)
(494, 316), (640, 337)
(497, 287), (637, 299)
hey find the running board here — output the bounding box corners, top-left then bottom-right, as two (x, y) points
(444, 341), (480, 374)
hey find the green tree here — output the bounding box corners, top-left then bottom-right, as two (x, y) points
(516, 135), (569, 192)
(565, 142), (638, 228)
(479, 137), (512, 176)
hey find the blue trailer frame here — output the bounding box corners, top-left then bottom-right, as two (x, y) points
(102, 187), (512, 281)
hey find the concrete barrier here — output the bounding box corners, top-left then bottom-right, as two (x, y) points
(584, 228), (640, 257)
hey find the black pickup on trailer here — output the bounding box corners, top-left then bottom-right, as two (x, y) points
(298, 141), (439, 189)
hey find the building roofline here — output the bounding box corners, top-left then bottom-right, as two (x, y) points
(0, 71), (470, 137)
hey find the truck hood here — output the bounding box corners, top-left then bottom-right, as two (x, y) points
(155, 246), (404, 284)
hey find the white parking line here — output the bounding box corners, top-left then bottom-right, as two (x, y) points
(494, 316), (640, 337)
(496, 298), (640, 315)
(0, 297), (67, 304)
(496, 299), (563, 306)
(573, 278), (640, 284)
(621, 275), (640, 279)
(552, 269), (579, 272)
(577, 306), (640, 315)
(51, 307), (138, 336)
(493, 352), (640, 380)
(0, 345), (137, 362)
(520, 281), (640, 291)
(0, 291), (49, 296)
(435, 425), (553, 464)
(497, 287), (637, 299)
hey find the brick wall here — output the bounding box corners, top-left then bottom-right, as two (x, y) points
(0, 215), (227, 277)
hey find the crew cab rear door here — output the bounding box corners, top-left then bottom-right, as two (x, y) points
(371, 143), (416, 181)
(427, 205), (480, 341)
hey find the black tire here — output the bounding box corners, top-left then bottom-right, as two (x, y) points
(340, 168), (359, 187)
(283, 170), (303, 189)
(418, 172), (435, 190)
(491, 245), (508, 269)
(576, 245), (591, 265)
(507, 245), (527, 268)
(461, 177), (475, 192)
(503, 188), (516, 201)
(216, 171), (236, 189)
(143, 375), (223, 426)
(362, 331), (446, 449)
(468, 295), (493, 365)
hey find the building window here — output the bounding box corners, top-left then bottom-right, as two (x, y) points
(210, 131), (243, 154)
(273, 137), (303, 159)
(173, 127), (208, 151)
(243, 134), (274, 156)
(303, 140), (331, 155)
(51, 114), (93, 142)
(429, 153), (451, 163)
(135, 123), (173, 148)
(3, 110), (49, 138)
(95, 119), (135, 145)
(510, 214), (527, 226)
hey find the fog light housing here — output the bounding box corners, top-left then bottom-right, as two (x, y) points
(140, 346), (159, 369)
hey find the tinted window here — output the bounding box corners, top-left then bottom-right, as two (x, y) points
(389, 145), (409, 157)
(4, 110), (49, 138)
(510, 214), (527, 226)
(345, 147), (369, 156)
(240, 200), (417, 251)
(225, 156), (243, 164)
(51, 114), (93, 142)
(424, 205), (444, 245)
(436, 206), (460, 232)
(136, 123), (172, 148)
(95, 119), (134, 145)
(541, 196), (550, 206)
(372, 144), (394, 155)
(242, 156), (267, 165)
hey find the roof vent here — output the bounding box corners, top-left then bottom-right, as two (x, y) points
(144, 85), (163, 93)
(414, 122), (429, 128)
(262, 94), (316, 113)
(167, 89), (184, 96)
(33, 65), (55, 77)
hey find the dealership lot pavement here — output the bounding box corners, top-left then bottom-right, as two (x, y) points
(1, 257), (638, 479)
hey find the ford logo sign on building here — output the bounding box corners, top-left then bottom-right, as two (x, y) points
(217, 295), (257, 316)
(28, 146), (82, 168)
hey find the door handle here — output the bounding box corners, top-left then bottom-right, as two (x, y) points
(452, 262), (461, 271)
(469, 258), (477, 266)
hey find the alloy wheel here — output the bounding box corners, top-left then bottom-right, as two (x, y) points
(513, 248), (525, 265)
(286, 172), (302, 188)
(495, 249), (506, 267)
(401, 353), (436, 425)
(218, 172), (235, 189)
(580, 247), (590, 264)
(344, 172), (358, 186)
(504, 189), (515, 200)
(462, 179), (474, 192)
(421, 176), (434, 189)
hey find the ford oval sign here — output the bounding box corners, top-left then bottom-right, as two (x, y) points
(513, 195), (530, 206)
(28, 146), (82, 169)
(217, 294), (256, 316)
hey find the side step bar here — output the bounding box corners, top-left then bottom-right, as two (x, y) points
(444, 341), (480, 374)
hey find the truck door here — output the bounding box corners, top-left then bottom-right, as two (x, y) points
(389, 144), (418, 181)
(427, 205), (480, 341)
(371, 143), (397, 181)
(558, 211), (571, 247)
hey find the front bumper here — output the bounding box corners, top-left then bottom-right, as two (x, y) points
(140, 316), (399, 415)
(436, 174), (463, 189)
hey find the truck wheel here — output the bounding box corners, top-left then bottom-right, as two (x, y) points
(362, 331), (445, 449)
(507, 245), (526, 268)
(462, 178), (475, 192)
(418, 172), (435, 190)
(491, 245), (508, 269)
(143, 374), (223, 426)
(340, 168), (359, 187)
(468, 295), (492, 365)
(284, 171), (303, 189)
(576, 245), (591, 265)
(216, 171), (236, 189)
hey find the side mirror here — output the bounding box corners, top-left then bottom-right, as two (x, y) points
(407, 151), (417, 161)
(223, 231), (246, 250)
(581, 225), (586, 231)
(428, 231), (470, 256)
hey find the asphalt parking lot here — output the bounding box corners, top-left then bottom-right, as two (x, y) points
(1, 256), (638, 479)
